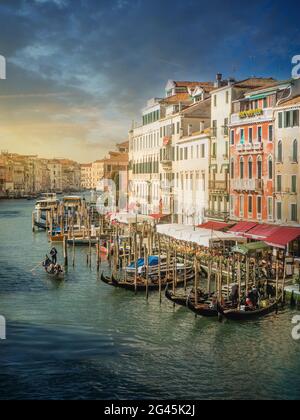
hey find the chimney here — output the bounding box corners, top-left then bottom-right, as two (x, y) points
(200, 121), (205, 133)
(214, 73), (223, 88)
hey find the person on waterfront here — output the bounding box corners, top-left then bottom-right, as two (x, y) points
(246, 290), (255, 309)
(54, 263), (64, 275)
(43, 255), (51, 268)
(251, 285), (260, 307)
(230, 283), (239, 306)
(50, 247), (58, 264)
(210, 295), (218, 310)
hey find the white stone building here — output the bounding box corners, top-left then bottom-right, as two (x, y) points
(129, 80), (213, 220)
(129, 97), (162, 215)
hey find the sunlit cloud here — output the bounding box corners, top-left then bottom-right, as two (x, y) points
(0, 0), (299, 162)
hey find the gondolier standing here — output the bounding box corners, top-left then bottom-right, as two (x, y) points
(50, 247), (58, 264)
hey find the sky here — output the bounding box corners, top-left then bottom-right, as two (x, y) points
(0, 0), (300, 163)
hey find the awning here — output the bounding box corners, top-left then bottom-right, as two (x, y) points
(232, 241), (270, 255)
(228, 221), (258, 235)
(149, 213), (169, 220)
(244, 224), (281, 240)
(248, 93), (268, 100)
(266, 227), (300, 249)
(197, 221), (231, 231)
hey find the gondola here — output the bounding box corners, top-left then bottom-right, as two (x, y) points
(34, 220), (47, 230)
(165, 286), (189, 307)
(165, 285), (209, 308)
(43, 264), (65, 280)
(44, 266), (64, 280)
(217, 299), (279, 321)
(187, 295), (220, 317)
(67, 238), (98, 246)
(100, 271), (194, 292)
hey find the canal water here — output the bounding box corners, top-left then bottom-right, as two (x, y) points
(0, 199), (299, 400)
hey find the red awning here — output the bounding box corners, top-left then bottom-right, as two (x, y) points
(266, 227), (300, 249)
(197, 221), (231, 231)
(244, 224), (281, 240)
(228, 221), (258, 235)
(149, 213), (169, 220)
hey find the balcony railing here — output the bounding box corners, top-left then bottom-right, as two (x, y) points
(161, 159), (172, 171)
(236, 142), (264, 153)
(209, 180), (228, 191)
(204, 209), (230, 222)
(232, 179), (264, 192)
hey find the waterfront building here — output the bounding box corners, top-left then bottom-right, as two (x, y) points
(0, 154), (13, 196)
(129, 80), (213, 218)
(0, 153), (51, 196)
(116, 141), (129, 154)
(229, 80), (293, 223)
(207, 76), (276, 222)
(81, 163), (93, 190)
(274, 89), (300, 225)
(91, 151), (128, 190)
(60, 159), (81, 192)
(173, 127), (210, 225)
(159, 81), (213, 221)
(48, 160), (63, 192)
(129, 97), (163, 215)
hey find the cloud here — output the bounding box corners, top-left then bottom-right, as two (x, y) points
(0, 0), (299, 162)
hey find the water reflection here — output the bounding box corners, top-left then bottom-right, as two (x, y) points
(0, 200), (300, 400)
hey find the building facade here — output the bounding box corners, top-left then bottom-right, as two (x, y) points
(229, 81), (292, 223)
(80, 164), (93, 190)
(207, 76), (277, 222)
(129, 80), (213, 219)
(129, 97), (162, 215)
(274, 92), (300, 225)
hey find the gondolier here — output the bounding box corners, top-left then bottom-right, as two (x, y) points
(50, 247), (58, 264)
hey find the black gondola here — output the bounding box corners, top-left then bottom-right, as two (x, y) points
(101, 272), (194, 292)
(44, 266), (64, 280)
(187, 295), (219, 317)
(165, 286), (209, 307)
(217, 299), (279, 321)
(165, 287), (189, 307)
(34, 220), (47, 230)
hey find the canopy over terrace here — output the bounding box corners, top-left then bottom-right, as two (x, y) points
(266, 227), (300, 249)
(156, 224), (242, 248)
(244, 224), (281, 240)
(109, 212), (154, 225)
(232, 242), (270, 255)
(197, 221), (233, 231)
(228, 221), (258, 236)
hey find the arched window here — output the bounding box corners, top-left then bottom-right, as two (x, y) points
(257, 156), (262, 180)
(230, 158), (235, 178)
(268, 156), (273, 180)
(277, 140), (283, 163)
(248, 157), (253, 179)
(240, 157), (244, 179)
(292, 139), (298, 163)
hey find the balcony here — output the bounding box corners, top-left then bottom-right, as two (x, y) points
(204, 209), (230, 222)
(161, 159), (172, 172)
(236, 142), (264, 154)
(232, 179), (264, 192)
(209, 180), (228, 192)
(231, 108), (273, 125)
